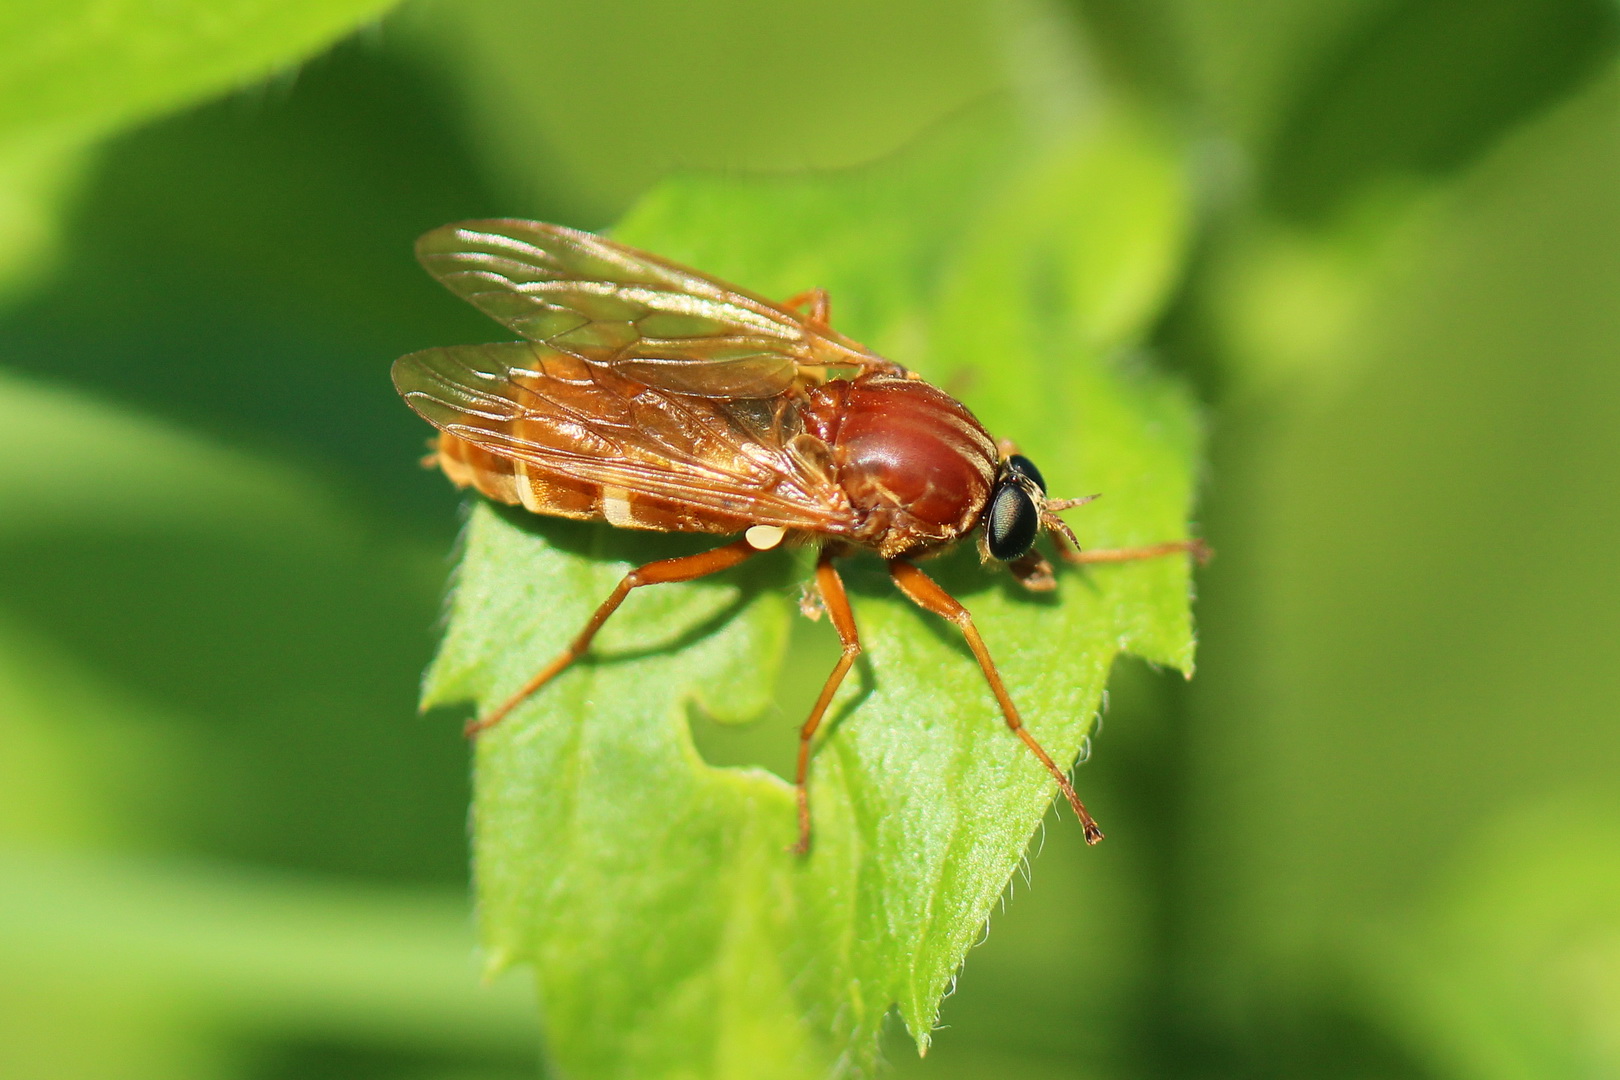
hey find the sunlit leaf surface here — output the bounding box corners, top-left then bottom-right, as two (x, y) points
(419, 104), (1204, 1078)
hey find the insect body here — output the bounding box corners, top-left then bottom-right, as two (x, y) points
(394, 220), (1203, 854)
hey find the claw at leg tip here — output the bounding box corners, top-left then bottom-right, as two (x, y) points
(464, 711), (501, 739)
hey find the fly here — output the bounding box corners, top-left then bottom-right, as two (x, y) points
(393, 220), (1206, 853)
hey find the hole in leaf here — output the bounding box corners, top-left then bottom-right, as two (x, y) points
(687, 608), (842, 782)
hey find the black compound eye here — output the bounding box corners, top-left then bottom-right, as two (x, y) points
(987, 483), (1040, 561)
(1006, 453), (1046, 493)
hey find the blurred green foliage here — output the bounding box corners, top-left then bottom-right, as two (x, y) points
(2, 1), (1618, 1079)
(0, 0), (400, 291)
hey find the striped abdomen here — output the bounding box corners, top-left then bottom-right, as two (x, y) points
(435, 432), (758, 534)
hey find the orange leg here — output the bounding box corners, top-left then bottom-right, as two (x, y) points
(791, 550), (862, 855)
(1049, 531), (1212, 566)
(888, 560), (1106, 844)
(466, 537), (759, 736)
(781, 288), (830, 325)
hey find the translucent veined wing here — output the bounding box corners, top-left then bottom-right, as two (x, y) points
(392, 341), (858, 533)
(415, 220), (901, 399)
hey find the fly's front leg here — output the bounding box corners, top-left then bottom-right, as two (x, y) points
(888, 559), (1105, 844)
(1048, 531), (1212, 566)
(466, 537), (759, 736)
(790, 549), (861, 855)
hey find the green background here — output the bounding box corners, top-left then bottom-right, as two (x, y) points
(3, 1), (1618, 1078)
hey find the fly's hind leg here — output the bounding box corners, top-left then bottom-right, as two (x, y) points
(465, 537), (759, 737)
(781, 287), (915, 382)
(790, 548), (861, 855)
(781, 288), (831, 325)
(888, 559), (1106, 844)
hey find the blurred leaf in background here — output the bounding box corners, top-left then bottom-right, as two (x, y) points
(3, 0), (1620, 1078)
(395, 0), (1016, 223)
(0, 0), (401, 293)
(1177, 57), (1620, 1079)
(0, 3), (533, 1078)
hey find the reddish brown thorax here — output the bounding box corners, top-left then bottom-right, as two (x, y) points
(803, 374), (999, 558)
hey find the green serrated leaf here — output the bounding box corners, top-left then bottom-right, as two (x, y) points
(421, 103), (1202, 1078)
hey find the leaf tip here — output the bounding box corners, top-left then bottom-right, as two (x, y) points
(480, 945), (517, 983)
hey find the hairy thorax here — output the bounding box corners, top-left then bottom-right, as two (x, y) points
(803, 375), (998, 559)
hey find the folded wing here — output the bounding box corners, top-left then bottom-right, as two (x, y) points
(393, 341), (856, 533)
(415, 220), (899, 399)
